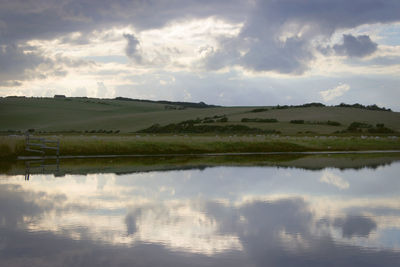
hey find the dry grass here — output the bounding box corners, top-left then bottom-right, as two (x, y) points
(1, 134), (400, 160)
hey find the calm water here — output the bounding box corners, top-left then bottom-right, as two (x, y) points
(1, 159), (400, 266)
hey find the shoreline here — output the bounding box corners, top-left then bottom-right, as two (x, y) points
(2, 151), (400, 177)
(17, 150), (400, 160)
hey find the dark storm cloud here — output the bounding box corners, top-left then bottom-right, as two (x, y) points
(123, 33), (142, 63)
(0, 0), (248, 45)
(334, 34), (378, 57)
(205, 0), (400, 74)
(0, 44), (51, 85)
(241, 36), (313, 74)
(0, 0), (247, 85)
(0, 44), (93, 86)
(1, 0), (400, 82)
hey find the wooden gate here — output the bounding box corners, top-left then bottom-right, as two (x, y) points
(25, 131), (60, 157)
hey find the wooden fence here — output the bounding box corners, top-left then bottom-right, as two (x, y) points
(25, 132), (60, 157)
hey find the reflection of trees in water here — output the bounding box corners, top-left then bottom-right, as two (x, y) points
(2, 154), (397, 176)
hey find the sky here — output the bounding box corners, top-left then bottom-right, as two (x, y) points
(0, 0), (400, 109)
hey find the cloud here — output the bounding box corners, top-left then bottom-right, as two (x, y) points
(1, 0), (400, 110)
(320, 83), (350, 102)
(0, 0), (247, 85)
(0, 43), (94, 86)
(0, 0), (247, 46)
(334, 34), (378, 57)
(204, 0), (400, 74)
(1, 0), (399, 77)
(123, 33), (142, 63)
(0, 44), (50, 85)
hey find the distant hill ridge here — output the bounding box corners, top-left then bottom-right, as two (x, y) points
(3, 96), (391, 111)
(114, 97), (218, 108)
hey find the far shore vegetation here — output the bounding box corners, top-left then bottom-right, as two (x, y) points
(2, 152), (400, 176)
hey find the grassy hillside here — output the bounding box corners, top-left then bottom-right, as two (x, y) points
(0, 97), (242, 133)
(1, 97), (399, 134)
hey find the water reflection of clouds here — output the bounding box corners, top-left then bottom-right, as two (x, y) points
(125, 202), (242, 254)
(1, 164), (400, 265)
(320, 170), (350, 190)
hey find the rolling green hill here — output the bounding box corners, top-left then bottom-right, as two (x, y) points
(1, 96), (399, 134)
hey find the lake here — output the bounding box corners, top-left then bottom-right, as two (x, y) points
(1, 154), (400, 266)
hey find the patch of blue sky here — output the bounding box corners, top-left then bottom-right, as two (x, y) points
(377, 23), (400, 46)
(344, 56), (400, 66)
(377, 228), (400, 251)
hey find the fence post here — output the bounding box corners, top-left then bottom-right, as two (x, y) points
(25, 131), (29, 146)
(57, 139), (60, 157)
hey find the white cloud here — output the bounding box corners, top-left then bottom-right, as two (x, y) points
(320, 83), (350, 102)
(320, 171), (350, 190)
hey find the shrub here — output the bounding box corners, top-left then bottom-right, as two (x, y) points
(368, 124), (395, 133)
(345, 121), (395, 134)
(347, 122), (373, 132)
(336, 103), (391, 112)
(137, 123), (280, 134)
(290, 120), (304, 124)
(250, 108), (269, 113)
(241, 118), (278, 123)
(271, 103), (325, 110)
(326, 120), (341, 126)
(300, 102), (325, 108)
(308, 120), (341, 126)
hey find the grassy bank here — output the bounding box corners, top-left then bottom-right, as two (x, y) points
(1, 134), (400, 160)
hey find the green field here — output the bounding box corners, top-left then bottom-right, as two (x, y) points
(1, 97), (400, 134)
